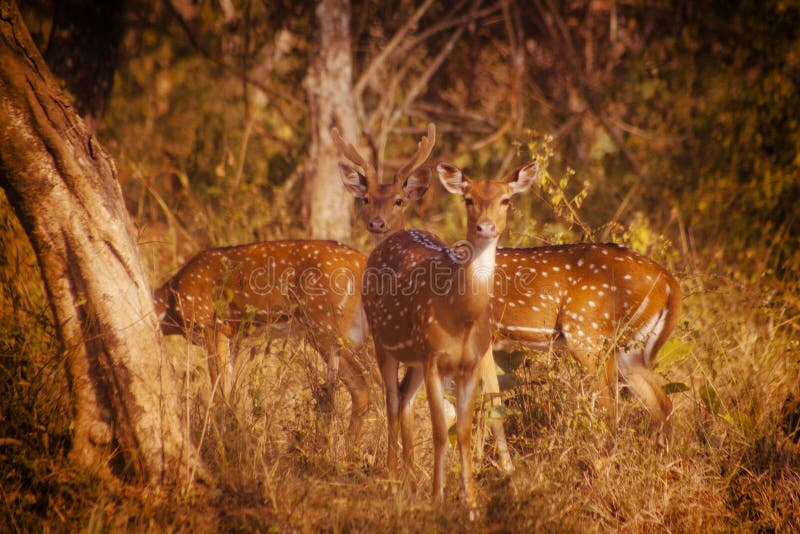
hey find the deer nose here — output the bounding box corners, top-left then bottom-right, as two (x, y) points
(476, 221), (497, 237)
(368, 219), (386, 233)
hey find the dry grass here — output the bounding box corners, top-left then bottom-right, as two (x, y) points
(2, 195), (800, 532)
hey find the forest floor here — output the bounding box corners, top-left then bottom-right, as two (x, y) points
(1, 193), (799, 531)
(2, 231), (800, 532)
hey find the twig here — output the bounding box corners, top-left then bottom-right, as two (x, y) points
(145, 184), (199, 256)
(232, 117), (255, 189)
(535, 0), (665, 204)
(409, 101), (497, 129)
(396, 2), (502, 57)
(469, 118), (513, 151)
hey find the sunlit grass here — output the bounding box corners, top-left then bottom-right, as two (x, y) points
(2, 189), (799, 531)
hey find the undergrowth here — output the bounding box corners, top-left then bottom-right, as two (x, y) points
(2, 186), (800, 532)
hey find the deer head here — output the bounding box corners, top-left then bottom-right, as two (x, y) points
(333, 124), (436, 239)
(437, 160), (539, 243)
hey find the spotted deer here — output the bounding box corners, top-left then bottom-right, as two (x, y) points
(154, 240), (370, 439)
(334, 123), (515, 473)
(493, 243), (681, 446)
(332, 123), (436, 243)
(359, 160), (539, 507)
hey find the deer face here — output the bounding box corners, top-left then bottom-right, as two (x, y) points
(340, 164), (432, 237)
(333, 123), (436, 241)
(437, 161), (540, 243)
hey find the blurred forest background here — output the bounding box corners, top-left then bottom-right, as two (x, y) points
(2, 0), (799, 531)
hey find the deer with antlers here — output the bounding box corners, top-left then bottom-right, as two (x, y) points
(332, 124), (437, 242)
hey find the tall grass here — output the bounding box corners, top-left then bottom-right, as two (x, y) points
(2, 180), (800, 532)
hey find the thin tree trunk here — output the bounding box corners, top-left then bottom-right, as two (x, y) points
(0, 0), (203, 485)
(304, 0), (357, 241)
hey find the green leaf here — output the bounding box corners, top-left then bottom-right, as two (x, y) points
(588, 131), (617, 160)
(638, 79), (659, 100)
(656, 337), (694, 371)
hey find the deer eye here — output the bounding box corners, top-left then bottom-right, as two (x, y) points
(464, 197), (474, 206)
(394, 198), (404, 207)
(500, 198), (511, 206)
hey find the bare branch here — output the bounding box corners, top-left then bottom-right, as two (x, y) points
(168, 0), (199, 22)
(408, 102), (497, 130)
(469, 118), (512, 151)
(468, 0), (522, 151)
(396, 2), (502, 57)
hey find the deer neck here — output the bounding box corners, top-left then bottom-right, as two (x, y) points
(456, 236), (498, 320)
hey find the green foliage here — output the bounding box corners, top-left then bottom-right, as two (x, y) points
(655, 336), (694, 372)
(101, 1), (312, 252)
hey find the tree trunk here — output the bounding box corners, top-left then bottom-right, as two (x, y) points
(43, 0), (126, 129)
(0, 0), (202, 485)
(303, 0), (357, 241)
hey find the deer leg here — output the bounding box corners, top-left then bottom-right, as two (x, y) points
(308, 343), (338, 446)
(424, 357), (448, 505)
(377, 349), (401, 477)
(310, 342), (336, 419)
(220, 333), (235, 399)
(569, 343), (618, 430)
(228, 335), (244, 402)
(619, 359), (673, 449)
(338, 350), (370, 443)
(455, 364), (480, 509)
(205, 330), (220, 393)
(477, 345), (513, 472)
(326, 344), (340, 404)
(398, 365), (425, 476)
(601, 350), (620, 433)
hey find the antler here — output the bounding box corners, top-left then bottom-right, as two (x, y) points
(331, 127), (377, 180)
(395, 123), (436, 183)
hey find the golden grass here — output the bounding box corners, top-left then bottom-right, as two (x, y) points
(1, 195), (799, 532)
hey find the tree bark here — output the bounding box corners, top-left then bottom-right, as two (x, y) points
(0, 0), (202, 485)
(43, 0), (126, 128)
(303, 0), (357, 241)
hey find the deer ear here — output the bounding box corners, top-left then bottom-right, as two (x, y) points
(339, 163), (368, 199)
(507, 160), (540, 196)
(437, 162), (468, 195)
(402, 167), (431, 200)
